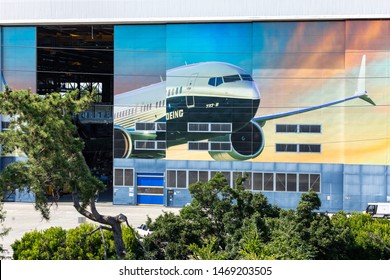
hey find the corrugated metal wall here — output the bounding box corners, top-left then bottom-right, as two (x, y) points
(1, 0), (390, 25)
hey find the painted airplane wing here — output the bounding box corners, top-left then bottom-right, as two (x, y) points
(253, 55), (375, 126)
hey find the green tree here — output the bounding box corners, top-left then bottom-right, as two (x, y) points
(143, 172), (279, 259)
(331, 212), (390, 259)
(0, 88), (132, 259)
(261, 209), (317, 260)
(0, 202), (10, 259)
(12, 227), (67, 260)
(188, 237), (228, 260)
(11, 223), (144, 260)
(261, 190), (340, 260)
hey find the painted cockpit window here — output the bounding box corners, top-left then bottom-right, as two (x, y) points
(208, 74), (253, 87)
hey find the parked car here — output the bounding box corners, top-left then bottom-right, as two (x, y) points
(135, 224), (153, 237)
(365, 203), (390, 219)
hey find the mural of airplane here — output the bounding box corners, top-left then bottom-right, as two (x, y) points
(114, 55), (375, 160)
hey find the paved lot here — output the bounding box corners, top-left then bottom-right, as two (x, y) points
(0, 202), (181, 258)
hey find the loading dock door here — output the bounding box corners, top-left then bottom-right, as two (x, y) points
(136, 173), (164, 205)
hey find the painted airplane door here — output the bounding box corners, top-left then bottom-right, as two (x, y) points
(186, 73), (197, 108)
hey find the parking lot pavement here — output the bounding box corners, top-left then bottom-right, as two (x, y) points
(0, 202), (181, 258)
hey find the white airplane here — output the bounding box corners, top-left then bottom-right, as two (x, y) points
(114, 56), (374, 160)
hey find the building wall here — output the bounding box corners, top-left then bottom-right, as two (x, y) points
(1, 27), (36, 92)
(1, 16), (390, 210)
(114, 159), (390, 212)
(111, 20), (390, 211)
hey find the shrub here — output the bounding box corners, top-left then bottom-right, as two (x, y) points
(12, 223), (143, 260)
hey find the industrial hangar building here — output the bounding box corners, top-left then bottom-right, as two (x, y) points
(1, 0), (390, 212)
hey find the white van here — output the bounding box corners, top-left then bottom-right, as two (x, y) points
(365, 203), (390, 219)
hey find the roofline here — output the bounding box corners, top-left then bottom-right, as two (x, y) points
(1, 0), (390, 26)
(2, 15), (390, 26)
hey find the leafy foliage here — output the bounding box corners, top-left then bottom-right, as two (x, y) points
(0, 89), (104, 219)
(0, 203), (11, 259)
(12, 227), (67, 260)
(331, 212), (390, 259)
(11, 223), (144, 260)
(0, 89), (133, 259)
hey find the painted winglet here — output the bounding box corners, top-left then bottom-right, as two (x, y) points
(254, 55), (375, 126)
(354, 55), (376, 106)
(1, 71), (7, 90)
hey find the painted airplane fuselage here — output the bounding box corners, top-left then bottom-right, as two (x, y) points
(165, 62), (260, 146)
(113, 56), (372, 160)
(114, 62), (261, 153)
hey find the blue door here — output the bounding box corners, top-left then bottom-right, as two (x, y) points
(136, 173), (164, 205)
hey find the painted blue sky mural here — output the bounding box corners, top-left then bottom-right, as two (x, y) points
(1, 27), (36, 92)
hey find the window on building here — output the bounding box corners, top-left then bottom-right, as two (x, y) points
(136, 122), (166, 131)
(114, 168), (134, 186)
(124, 169), (134, 186)
(1, 121), (10, 131)
(276, 124), (321, 134)
(299, 144), (321, 153)
(135, 141), (155, 150)
(157, 141), (166, 150)
(276, 144), (298, 152)
(210, 123), (232, 132)
(188, 122), (232, 133)
(135, 140), (166, 150)
(264, 173), (274, 191)
(299, 174), (309, 192)
(189, 170), (209, 186)
(114, 169), (124, 186)
(287, 173), (297, 192)
(276, 143), (321, 153)
(177, 171), (187, 188)
(166, 170), (187, 188)
(198, 171), (209, 183)
(167, 170), (177, 188)
(299, 124), (321, 133)
(310, 174), (321, 192)
(188, 123), (209, 132)
(188, 141), (231, 151)
(156, 122), (166, 131)
(253, 172), (263, 191)
(167, 169), (319, 193)
(136, 122), (154, 131)
(276, 173), (286, 191)
(276, 124), (298, 133)
(188, 142), (209, 151)
(209, 142), (231, 151)
(188, 171), (198, 186)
